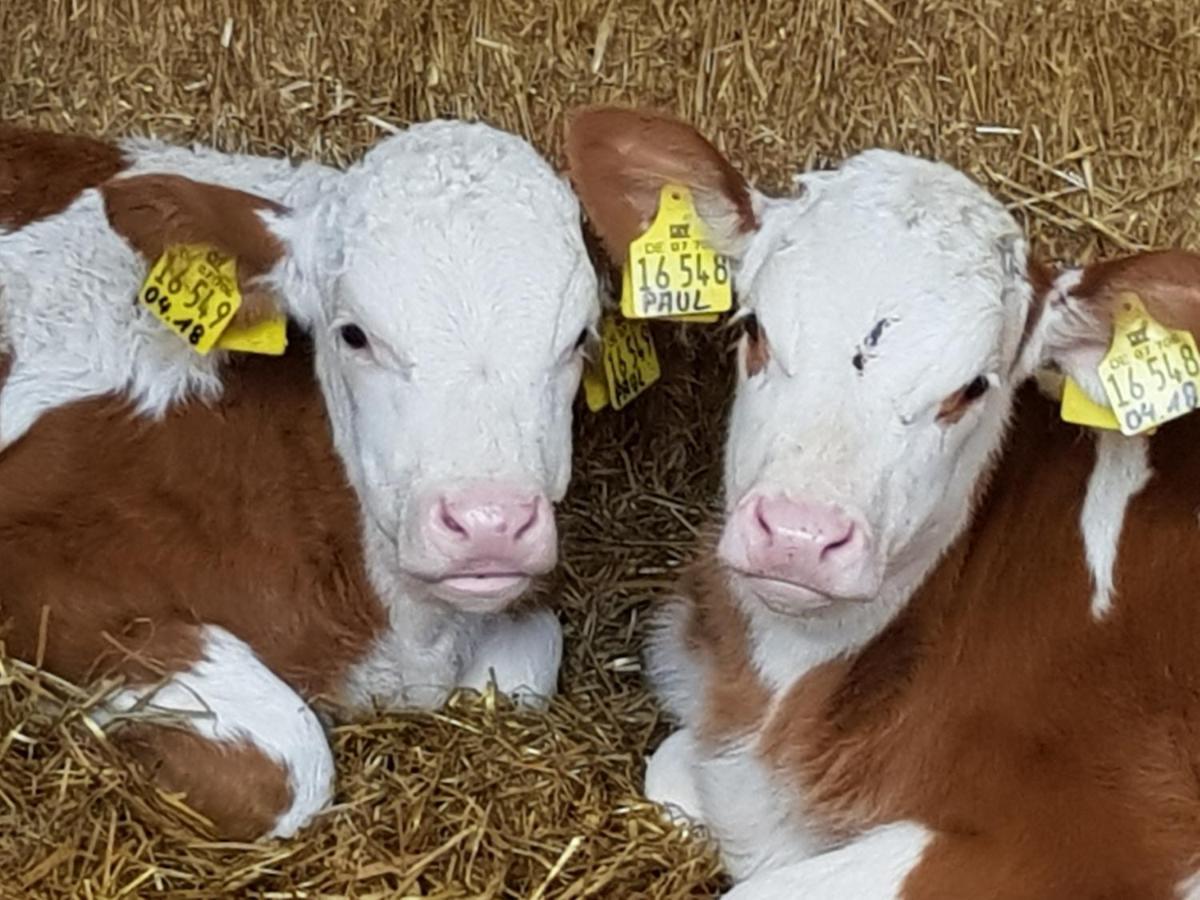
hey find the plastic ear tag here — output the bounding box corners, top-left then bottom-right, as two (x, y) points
(140, 245), (243, 355)
(621, 184), (732, 320)
(1097, 292), (1200, 436)
(582, 315), (661, 412)
(216, 317), (289, 355)
(1060, 377), (1120, 430)
(620, 263), (719, 324)
(582, 355), (610, 412)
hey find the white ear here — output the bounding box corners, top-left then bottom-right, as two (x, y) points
(261, 196), (344, 330)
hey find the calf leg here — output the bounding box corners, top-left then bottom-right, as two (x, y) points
(721, 822), (932, 900)
(458, 608), (563, 709)
(644, 727), (704, 825)
(96, 623), (334, 840)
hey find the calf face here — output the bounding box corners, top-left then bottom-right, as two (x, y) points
(569, 110), (1030, 614)
(105, 123), (598, 613)
(275, 124), (597, 611)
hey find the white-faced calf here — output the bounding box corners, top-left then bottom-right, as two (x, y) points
(569, 108), (1200, 900)
(0, 122), (598, 839)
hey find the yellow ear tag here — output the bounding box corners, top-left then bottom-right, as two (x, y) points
(581, 315), (661, 412)
(216, 317), (289, 355)
(1097, 292), (1200, 436)
(140, 244), (243, 355)
(1060, 376), (1121, 430)
(621, 184), (732, 321)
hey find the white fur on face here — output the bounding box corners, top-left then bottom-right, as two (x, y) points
(725, 150), (1031, 610)
(269, 122), (599, 582)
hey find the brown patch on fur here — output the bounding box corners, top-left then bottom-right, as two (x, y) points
(114, 725), (294, 840)
(565, 106), (757, 265)
(101, 174), (288, 327)
(0, 340), (387, 698)
(1015, 257), (1056, 367)
(673, 549), (772, 743)
(740, 387), (1200, 898)
(0, 125), (125, 231)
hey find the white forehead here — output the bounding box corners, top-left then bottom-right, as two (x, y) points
(742, 150), (1028, 385)
(336, 120), (592, 333)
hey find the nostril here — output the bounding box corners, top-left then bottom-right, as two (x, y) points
(753, 498), (774, 539)
(513, 500), (540, 542)
(819, 524), (856, 562)
(439, 502), (469, 538)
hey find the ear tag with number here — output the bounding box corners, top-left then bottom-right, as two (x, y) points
(1096, 292), (1200, 436)
(581, 315), (661, 412)
(140, 245), (243, 355)
(621, 184), (732, 321)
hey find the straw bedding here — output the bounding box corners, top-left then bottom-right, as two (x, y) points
(1, 0), (1198, 896)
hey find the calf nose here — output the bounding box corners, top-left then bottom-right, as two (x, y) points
(427, 485), (556, 571)
(721, 493), (875, 600)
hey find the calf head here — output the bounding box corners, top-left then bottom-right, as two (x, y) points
(569, 109), (1029, 616)
(571, 109), (1200, 623)
(106, 123), (598, 613)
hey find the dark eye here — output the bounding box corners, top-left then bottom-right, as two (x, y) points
(963, 375), (990, 402)
(340, 324), (369, 350)
(741, 313), (760, 341)
(574, 328), (590, 351)
(739, 313), (769, 377)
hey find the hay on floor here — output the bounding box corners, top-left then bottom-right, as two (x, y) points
(1, 0), (1198, 897)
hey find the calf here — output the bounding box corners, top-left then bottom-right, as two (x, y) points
(0, 122), (598, 839)
(568, 108), (1200, 899)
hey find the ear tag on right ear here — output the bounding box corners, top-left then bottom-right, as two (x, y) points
(216, 317), (289, 355)
(139, 244), (243, 355)
(622, 184), (732, 321)
(1097, 292), (1200, 436)
(581, 314), (661, 412)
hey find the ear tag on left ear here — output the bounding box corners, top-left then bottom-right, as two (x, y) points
(621, 184), (732, 321)
(1060, 377), (1121, 430)
(581, 314), (661, 412)
(139, 244), (243, 355)
(1097, 292), (1200, 436)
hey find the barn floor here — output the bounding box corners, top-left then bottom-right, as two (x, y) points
(2, 1), (1198, 897)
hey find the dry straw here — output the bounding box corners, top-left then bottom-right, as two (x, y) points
(1, 0), (1198, 897)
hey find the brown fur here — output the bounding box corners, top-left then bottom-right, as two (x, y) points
(114, 724), (293, 840)
(101, 174), (287, 327)
(564, 107), (758, 264)
(0, 125), (126, 231)
(0, 343), (386, 696)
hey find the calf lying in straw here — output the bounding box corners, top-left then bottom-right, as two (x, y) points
(0, 122), (598, 838)
(569, 108), (1200, 899)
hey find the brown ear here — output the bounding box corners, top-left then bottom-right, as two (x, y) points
(565, 106), (758, 265)
(101, 174), (288, 327)
(1069, 250), (1200, 337)
(1023, 250), (1200, 398)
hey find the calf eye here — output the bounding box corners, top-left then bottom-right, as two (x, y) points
(963, 375), (990, 401)
(937, 374), (992, 424)
(574, 328), (590, 351)
(740, 313), (770, 377)
(339, 324), (369, 350)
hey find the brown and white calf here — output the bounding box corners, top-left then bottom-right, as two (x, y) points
(0, 123), (598, 839)
(568, 108), (1200, 899)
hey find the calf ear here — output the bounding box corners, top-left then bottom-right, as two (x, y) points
(101, 174), (288, 327)
(564, 107), (760, 265)
(1021, 250), (1200, 401)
